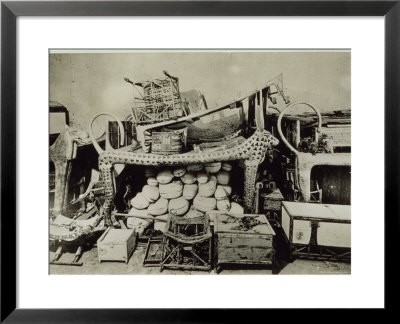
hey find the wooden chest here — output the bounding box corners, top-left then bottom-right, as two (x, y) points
(281, 201), (351, 261)
(212, 212), (275, 273)
(97, 228), (137, 263)
(151, 131), (186, 154)
(262, 188), (284, 211)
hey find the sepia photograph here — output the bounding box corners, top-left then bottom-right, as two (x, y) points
(49, 50), (351, 275)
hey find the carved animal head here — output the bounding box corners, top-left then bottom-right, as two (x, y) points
(66, 125), (90, 144)
(50, 125), (89, 161)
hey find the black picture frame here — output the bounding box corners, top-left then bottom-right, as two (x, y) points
(1, 0), (398, 322)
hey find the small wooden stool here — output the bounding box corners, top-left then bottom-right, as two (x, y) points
(160, 213), (212, 272)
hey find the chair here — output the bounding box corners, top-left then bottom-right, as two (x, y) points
(160, 213), (212, 272)
(310, 180), (323, 203)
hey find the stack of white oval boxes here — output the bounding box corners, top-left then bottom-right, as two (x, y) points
(127, 162), (244, 233)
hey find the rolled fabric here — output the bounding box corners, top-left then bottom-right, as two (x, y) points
(217, 198), (231, 212)
(187, 164), (203, 172)
(204, 162), (221, 173)
(147, 177), (159, 186)
(221, 162), (233, 172)
(215, 185), (228, 200)
(198, 177), (217, 197)
(181, 172), (196, 184)
(148, 198), (169, 216)
(130, 192), (150, 210)
(193, 195), (217, 212)
(168, 197), (190, 216)
(229, 202), (244, 214)
(173, 167), (186, 178)
(128, 206), (148, 217)
(216, 170), (230, 185)
(144, 167), (155, 178)
(159, 181), (183, 199)
(156, 169), (174, 184)
(182, 183), (198, 200)
(142, 185), (160, 203)
(196, 171), (209, 184)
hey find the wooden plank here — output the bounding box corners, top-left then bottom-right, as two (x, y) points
(218, 260), (272, 265)
(291, 216), (351, 224)
(217, 246), (274, 263)
(161, 263), (210, 270)
(218, 234), (272, 246)
(119, 219), (127, 229)
(112, 212), (164, 223)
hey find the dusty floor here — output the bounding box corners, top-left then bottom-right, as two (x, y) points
(49, 241), (351, 275)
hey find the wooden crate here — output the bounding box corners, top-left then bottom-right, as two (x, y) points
(151, 131), (186, 154)
(212, 212), (275, 273)
(97, 228), (137, 263)
(281, 201), (351, 261)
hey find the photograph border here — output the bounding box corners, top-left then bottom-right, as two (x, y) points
(1, 0), (399, 321)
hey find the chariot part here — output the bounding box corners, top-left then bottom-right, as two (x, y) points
(89, 113), (125, 154)
(126, 71), (190, 126)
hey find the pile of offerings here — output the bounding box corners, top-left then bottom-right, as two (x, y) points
(126, 162), (245, 233)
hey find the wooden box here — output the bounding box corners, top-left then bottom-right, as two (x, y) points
(151, 131), (186, 154)
(97, 228), (137, 263)
(281, 201), (351, 261)
(262, 188), (284, 211)
(212, 212), (275, 273)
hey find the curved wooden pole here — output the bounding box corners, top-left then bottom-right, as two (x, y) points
(277, 102), (322, 155)
(89, 113), (125, 154)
